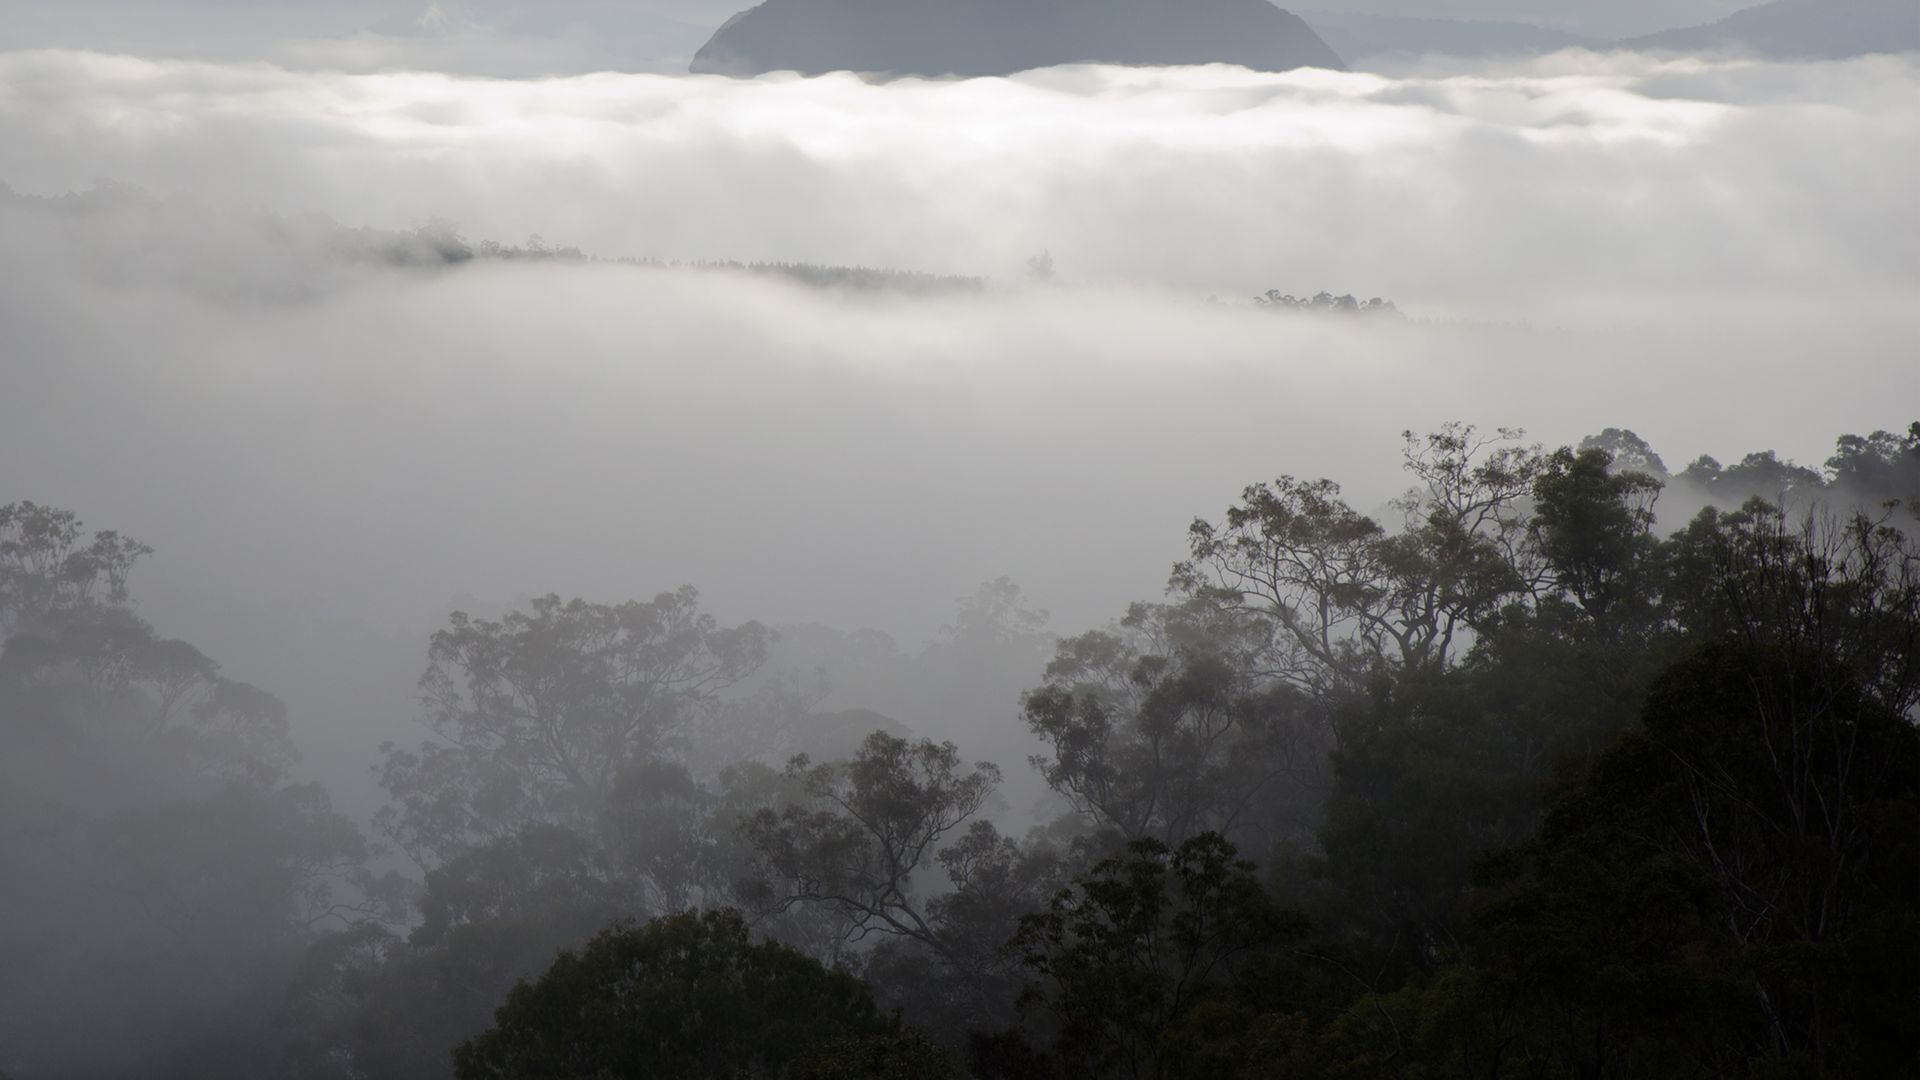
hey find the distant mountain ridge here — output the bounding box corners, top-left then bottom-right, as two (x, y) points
(1299, 0), (1916, 67)
(1622, 0), (1919, 59)
(690, 0), (1345, 77)
(1300, 10), (1592, 64)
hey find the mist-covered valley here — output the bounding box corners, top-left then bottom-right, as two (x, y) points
(2, 11), (1917, 1080)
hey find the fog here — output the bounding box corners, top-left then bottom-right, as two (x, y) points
(3, 31), (1918, 1080)
(9, 50), (1917, 306)
(4, 48), (1917, 797)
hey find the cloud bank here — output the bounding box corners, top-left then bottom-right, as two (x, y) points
(1, 49), (1914, 795)
(3, 50), (1914, 313)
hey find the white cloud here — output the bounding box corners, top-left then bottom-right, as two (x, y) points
(1, 49), (1912, 320)
(0, 49), (1913, 771)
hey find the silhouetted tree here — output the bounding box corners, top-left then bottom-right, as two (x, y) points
(453, 909), (922, 1080)
(1009, 833), (1298, 1080)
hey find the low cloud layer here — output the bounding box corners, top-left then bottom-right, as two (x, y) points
(2, 49), (1915, 797)
(3, 50), (1914, 315)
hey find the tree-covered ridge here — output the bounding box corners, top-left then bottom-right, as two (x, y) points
(1, 418), (1916, 1079)
(1253, 289), (1401, 316)
(0, 181), (987, 296)
(1587, 422), (1920, 517)
(6, 181), (1424, 304)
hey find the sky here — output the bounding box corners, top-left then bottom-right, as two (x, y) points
(2, 19), (1916, 807)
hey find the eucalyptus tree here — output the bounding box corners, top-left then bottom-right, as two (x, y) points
(0, 503), (388, 1080)
(1179, 424), (1547, 698)
(1022, 598), (1329, 856)
(375, 588), (768, 866)
(742, 731), (1062, 1031)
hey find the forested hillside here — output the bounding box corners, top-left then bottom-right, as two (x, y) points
(4, 420), (1915, 1079)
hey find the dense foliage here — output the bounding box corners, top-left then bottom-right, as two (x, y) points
(451, 909), (906, 1079)
(2, 419), (1915, 1079)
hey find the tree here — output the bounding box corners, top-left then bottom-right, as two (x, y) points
(741, 730), (1057, 1032)
(1306, 448), (1668, 978)
(1669, 422), (1920, 520)
(1466, 757), (1744, 1080)
(1179, 475), (1388, 698)
(1024, 427), (1552, 898)
(453, 909), (905, 1080)
(1578, 426), (1670, 480)
(1637, 505), (1920, 1074)
(306, 826), (625, 1080)
(1825, 421), (1920, 514)
(1181, 425), (1544, 698)
(1, 602), (299, 798)
(744, 731), (1000, 951)
(942, 576), (1050, 646)
(1009, 833), (1297, 1080)
(1462, 636), (1920, 1078)
(1676, 451), (1826, 510)
(1023, 599), (1329, 856)
(596, 758), (719, 914)
(1253, 290), (1398, 316)
(376, 589), (768, 865)
(794, 1029), (967, 1080)
(1529, 445), (1663, 621)
(1642, 640), (1917, 1073)
(1445, 503), (1920, 1079)
(0, 500), (149, 630)
(1659, 499), (1920, 713)
(0, 503), (391, 1080)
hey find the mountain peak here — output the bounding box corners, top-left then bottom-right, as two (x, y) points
(691, 0), (1346, 78)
